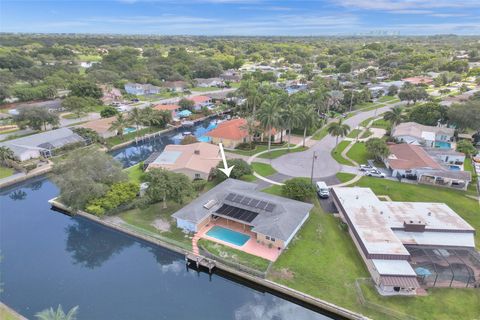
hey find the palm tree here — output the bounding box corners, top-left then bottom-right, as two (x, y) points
(281, 103), (303, 150)
(301, 105), (318, 147)
(35, 305), (78, 320)
(327, 119), (351, 148)
(257, 96), (283, 151)
(128, 108), (144, 137)
(240, 116), (258, 145)
(109, 113), (130, 141)
(0, 146), (16, 167)
(383, 106), (404, 126)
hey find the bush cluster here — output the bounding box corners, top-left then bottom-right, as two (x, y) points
(86, 182), (139, 216)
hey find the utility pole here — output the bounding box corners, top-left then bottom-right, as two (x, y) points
(310, 151), (318, 185)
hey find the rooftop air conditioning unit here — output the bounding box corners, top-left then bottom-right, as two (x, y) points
(203, 199), (217, 210)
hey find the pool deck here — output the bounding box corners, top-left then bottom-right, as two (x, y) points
(196, 219), (281, 261)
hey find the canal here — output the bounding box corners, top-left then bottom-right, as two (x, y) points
(0, 118), (336, 319)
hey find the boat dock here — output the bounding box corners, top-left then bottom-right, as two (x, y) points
(185, 254), (216, 273)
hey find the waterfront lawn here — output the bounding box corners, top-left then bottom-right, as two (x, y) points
(105, 127), (160, 148)
(336, 172), (356, 183)
(331, 141), (355, 166)
(353, 176), (480, 249)
(345, 142), (369, 164)
(251, 162), (277, 176)
(118, 200), (192, 250)
(198, 239), (271, 272)
(125, 163), (145, 184)
(0, 304), (23, 320)
(0, 166), (15, 179)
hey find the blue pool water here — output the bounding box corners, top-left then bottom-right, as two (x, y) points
(123, 127), (136, 134)
(206, 226), (250, 246)
(435, 141), (451, 149)
(449, 165), (461, 171)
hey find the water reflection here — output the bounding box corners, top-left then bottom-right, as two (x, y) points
(9, 190), (27, 201)
(110, 117), (220, 167)
(65, 218), (134, 269)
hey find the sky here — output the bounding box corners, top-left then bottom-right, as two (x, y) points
(1, 0), (480, 36)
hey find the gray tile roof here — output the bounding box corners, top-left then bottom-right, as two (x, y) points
(172, 179), (313, 241)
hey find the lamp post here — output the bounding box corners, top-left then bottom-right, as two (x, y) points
(310, 151), (318, 185)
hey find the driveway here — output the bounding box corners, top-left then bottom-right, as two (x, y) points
(270, 102), (405, 179)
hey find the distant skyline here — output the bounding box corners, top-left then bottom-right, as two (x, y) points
(1, 0), (480, 36)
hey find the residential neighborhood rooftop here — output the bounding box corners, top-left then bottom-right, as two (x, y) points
(387, 144), (443, 170)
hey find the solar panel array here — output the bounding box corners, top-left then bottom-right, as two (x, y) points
(224, 193), (276, 212)
(215, 204), (258, 223)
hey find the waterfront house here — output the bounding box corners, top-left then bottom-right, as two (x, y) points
(391, 122), (455, 148)
(145, 142), (220, 180)
(194, 78), (225, 88)
(172, 179), (312, 261)
(188, 95), (213, 111)
(0, 128), (85, 161)
(154, 104), (182, 119)
(124, 83), (161, 96)
(79, 116), (118, 139)
(331, 187), (477, 295)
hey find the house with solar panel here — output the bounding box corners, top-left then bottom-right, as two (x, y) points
(172, 179), (313, 260)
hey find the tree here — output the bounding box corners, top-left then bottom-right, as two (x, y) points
(365, 138), (390, 161)
(282, 103), (303, 150)
(0, 146), (17, 167)
(300, 105), (318, 147)
(456, 140), (477, 157)
(383, 106), (404, 126)
(35, 305), (79, 320)
(69, 80), (102, 99)
(144, 169), (193, 208)
(282, 178), (315, 201)
(52, 148), (127, 211)
(257, 95), (283, 151)
(100, 106), (119, 118)
(128, 108), (144, 137)
(14, 107), (59, 131)
(180, 135), (198, 145)
(214, 159), (252, 181)
(407, 102), (447, 126)
(62, 96), (91, 118)
(387, 85), (398, 96)
(178, 98), (195, 111)
(327, 119), (350, 147)
(72, 127), (102, 144)
(448, 101), (480, 131)
(109, 113), (131, 140)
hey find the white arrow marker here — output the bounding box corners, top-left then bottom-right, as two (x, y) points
(218, 143), (235, 178)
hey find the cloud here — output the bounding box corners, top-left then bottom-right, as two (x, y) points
(334, 0), (479, 10)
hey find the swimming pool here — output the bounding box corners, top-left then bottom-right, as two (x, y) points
(435, 141), (451, 149)
(449, 165), (461, 171)
(123, 127), (137, 134)
(206, 226), (250, 246)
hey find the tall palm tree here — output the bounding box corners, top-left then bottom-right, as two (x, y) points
(240, 116), (258, 145)
(383, 106), (404, 126)
(109, 113), (130, 141)
(301, 105), (318, 147)
(327, 119), (351, 147)
(282, 103), (303, 150)
(0, 146), (16, 167)
(35, 305), (78, 320)
(128, 108), (144, 137)
(257, 96), (283, 151)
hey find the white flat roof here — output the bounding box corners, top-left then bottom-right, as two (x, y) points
(421, 131), (436, 141)
(372, 259), (416, 276)
(393, 230), (475, 248)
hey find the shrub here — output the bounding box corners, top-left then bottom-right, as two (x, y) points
(235, 142), (255, 150)
(214, 159), (252, 181)
(100, 106), (119, 118)
(282, 178), (315, 201)
(86, 182), (139, 216)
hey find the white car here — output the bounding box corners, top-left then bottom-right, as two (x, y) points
(365, 169), (386, 178)
(359, 164), (375, 171)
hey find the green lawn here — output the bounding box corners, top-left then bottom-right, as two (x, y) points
(371, 119), (391, 129)
(118, 200), (193, 250)
(265, 181), (480, 320)
(360, 130), (373, 139)
(62, 113), (83, 119)
(191, 86), (223, 92)
(239, 174), (257, 182)
(336, 172), (356, 183)
(198, 238), (271, 271)
(0, 303), (24, 320)
(331, 141), (355, 166)
(464, 158), (478, 196)
(0, 166), (15, 179)
(359, 116), (376, 128)
(353, 176), (480, 248)
(347, 129), (361, 139)
(377, 96), (398, 103)
(124, 163), (145, 184)
(312, 126), (328, 140)
(251, 162), (277, 176)
(258, 146), (308, 159)
(346, 142), (369, 165)
(105, 127), (161, 148)
(228, 143), (287, 157)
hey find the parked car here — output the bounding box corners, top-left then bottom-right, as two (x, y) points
(359, 164), (375, 171)
(315, 181), (330, 199)
(365, 169), (386, 178)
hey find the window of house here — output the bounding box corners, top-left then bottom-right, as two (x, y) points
(265, 236), (270, 240)
(271, 237), (275, 242)
(195, 173), (201, 179)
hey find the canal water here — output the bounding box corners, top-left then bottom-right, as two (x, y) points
(110, 117), (220, 168)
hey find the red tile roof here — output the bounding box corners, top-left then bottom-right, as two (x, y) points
(206, 118), (248, 140)
(402, 77), (433, 85)
(387, 144), (443, 170)
(189, 95), (211, 104)
(154, 104), (181, 111)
